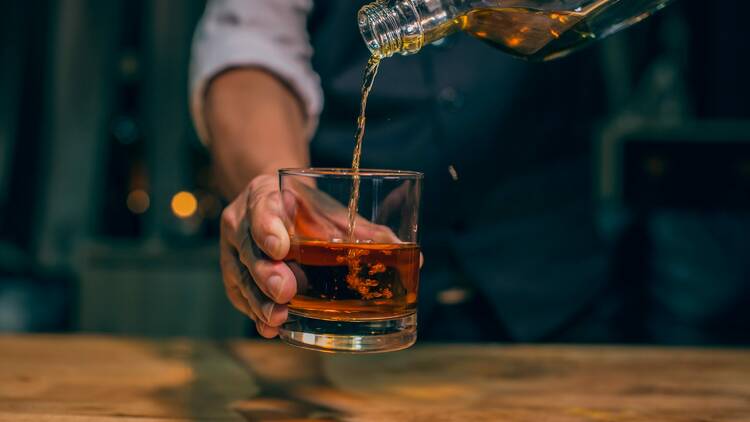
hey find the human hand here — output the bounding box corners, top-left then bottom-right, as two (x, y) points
(219, 174), (296, 338)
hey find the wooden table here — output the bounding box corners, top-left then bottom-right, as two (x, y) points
(0, 336), (748, 421)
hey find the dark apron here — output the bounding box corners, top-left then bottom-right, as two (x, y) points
(307, 2), (611, 341)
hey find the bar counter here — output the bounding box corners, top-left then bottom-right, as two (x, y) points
(0, 335), (747, 421)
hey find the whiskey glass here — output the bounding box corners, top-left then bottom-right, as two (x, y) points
(278, 168), (423, 353)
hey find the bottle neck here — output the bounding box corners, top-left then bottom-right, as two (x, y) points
(359, 0), (461, 58)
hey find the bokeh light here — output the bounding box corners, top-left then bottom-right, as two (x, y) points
(126, 189), (150, 214)
(171, 191), (198, 219)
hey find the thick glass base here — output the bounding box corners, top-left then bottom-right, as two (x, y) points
(279, 312), (417, 353)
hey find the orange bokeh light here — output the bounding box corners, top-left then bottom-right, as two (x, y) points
(171, 191), (198, 219)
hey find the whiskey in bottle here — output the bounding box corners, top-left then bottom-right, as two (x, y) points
(359, 0), (676, 61)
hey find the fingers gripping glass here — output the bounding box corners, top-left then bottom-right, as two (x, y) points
(278, 168), (423, 353)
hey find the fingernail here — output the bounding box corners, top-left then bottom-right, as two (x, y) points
(264, 235), (280, 255)
(261, 302), (275, 323)
(267, 275), (283, 301)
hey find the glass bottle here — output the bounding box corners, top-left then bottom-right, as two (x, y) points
(359, 0), (676, 61)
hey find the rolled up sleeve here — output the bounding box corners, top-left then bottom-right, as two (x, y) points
(189, 0), (323, 144)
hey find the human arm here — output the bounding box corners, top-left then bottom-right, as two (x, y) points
(189, 0), (321, 337)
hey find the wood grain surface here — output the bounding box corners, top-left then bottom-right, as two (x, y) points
(1, 335), (748, 421)
(0, 336), (252, 421)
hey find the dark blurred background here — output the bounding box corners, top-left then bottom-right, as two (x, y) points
(0, 0), (748, 342)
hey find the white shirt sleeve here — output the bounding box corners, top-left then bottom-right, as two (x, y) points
(189, 0), (323, 144)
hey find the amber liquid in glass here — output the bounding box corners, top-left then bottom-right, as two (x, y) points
(286, 240), (420, 321)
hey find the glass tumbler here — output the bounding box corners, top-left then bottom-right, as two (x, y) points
(278, 168), (423, 353)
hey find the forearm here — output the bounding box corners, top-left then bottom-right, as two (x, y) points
(204, 68), (310, 199)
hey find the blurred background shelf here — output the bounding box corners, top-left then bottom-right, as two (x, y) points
(0, 0), (233, 337)
(74, 240), (244, 338)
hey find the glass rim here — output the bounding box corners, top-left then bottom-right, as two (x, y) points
(279, 167), (424, 179)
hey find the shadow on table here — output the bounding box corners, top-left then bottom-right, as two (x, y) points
(218, 342), (569, 421)
(149, 339), (347, 421)
(147, 340), (265, 421)
(224, 342), (346, 421)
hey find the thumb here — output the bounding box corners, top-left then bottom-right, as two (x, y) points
(247, 177), (291, 261)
